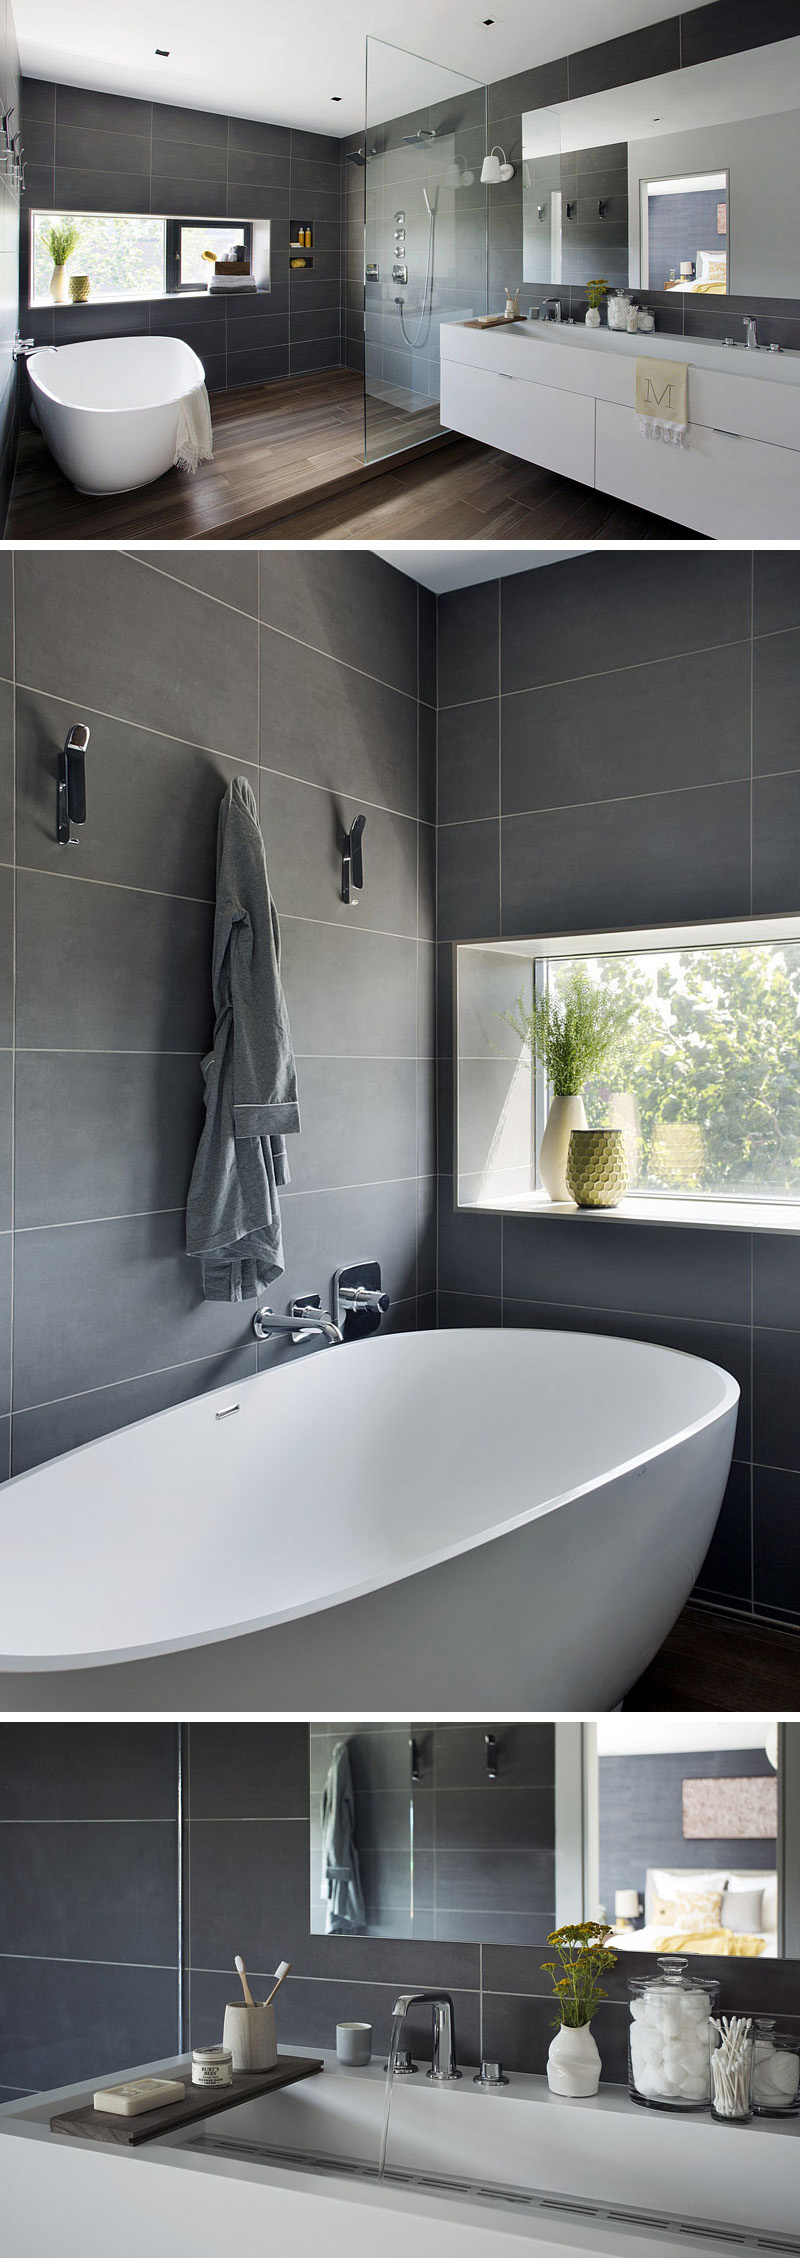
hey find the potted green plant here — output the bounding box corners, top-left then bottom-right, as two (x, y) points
(41, 220), (81, 304)
(504, 965), (634, 1203)
(541, 1921), (618, 2097)
(585, 277), (608, 329)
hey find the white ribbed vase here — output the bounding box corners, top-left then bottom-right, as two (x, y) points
(547, 2021), (602, 2098)
(539, 1094), (587, 1202)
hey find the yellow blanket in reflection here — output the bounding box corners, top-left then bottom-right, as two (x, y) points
(657, 1926), (766, 1957)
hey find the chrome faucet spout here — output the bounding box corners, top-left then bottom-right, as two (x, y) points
(743, 315), (759, 350)
(253, 1303), (343, 1345)
(392, 1991), (461, 2083)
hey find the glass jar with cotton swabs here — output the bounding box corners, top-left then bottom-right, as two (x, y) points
(628, 1959), (719, 2111)
(710, 2016), (754, 2124)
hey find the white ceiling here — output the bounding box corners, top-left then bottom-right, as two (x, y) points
(15, 1), (711, 141)
(375, 545), (594, 592)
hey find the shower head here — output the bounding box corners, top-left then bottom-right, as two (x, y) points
(347, 148), (367, 167)
(402, 127), (437, 146)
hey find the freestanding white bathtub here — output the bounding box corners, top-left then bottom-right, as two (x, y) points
(27, 334), (209, 493)
(0, 1329), (738, 1710)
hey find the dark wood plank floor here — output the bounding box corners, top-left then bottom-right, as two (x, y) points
(7, 367), (693, 544)
(624, 1605), (800, 1710)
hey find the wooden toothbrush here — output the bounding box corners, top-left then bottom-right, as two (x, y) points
(235, 1954), (256, 2007)
(261, 1960), (292, 2008)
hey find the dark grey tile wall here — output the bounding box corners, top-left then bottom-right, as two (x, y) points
(309, 1724), (555, 1946)
(4, 1722), (800, 2100)
(434, 550), (800, 1632)
(20, 79), (344, 389)
(485, 0), (800, 346)
(598, 1747), (776, 1922)
(0, 0), (21, 528)
(0, 549), (435, 1482)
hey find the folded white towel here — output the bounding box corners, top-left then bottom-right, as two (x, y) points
(174, 380), (213, 474)
(208, 276), (258, 293)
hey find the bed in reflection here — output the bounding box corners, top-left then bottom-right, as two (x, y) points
(612, 1864), (778, 1958)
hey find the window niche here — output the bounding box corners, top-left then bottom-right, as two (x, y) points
(454, 917), (800, 1232)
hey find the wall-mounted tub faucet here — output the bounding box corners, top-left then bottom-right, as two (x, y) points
(333, 1260), (390, 1337)
(253, 1297), (342, 1346)
(392, 1992), (461, 2083)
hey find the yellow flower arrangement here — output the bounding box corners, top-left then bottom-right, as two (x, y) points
(541, 1921), (618, 2029)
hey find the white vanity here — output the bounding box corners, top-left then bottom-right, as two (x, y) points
(439, 322), (800, 537)
(2, 2047), (799, 2258)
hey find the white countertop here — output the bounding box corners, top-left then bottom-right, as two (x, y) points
(447, 316), (800, 385)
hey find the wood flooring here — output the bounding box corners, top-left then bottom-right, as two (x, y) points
(624, 1605), (800, 1710)
(7, 367), (694, 543)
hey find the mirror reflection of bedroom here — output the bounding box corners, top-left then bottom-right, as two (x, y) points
(590, 1718), (781, 1963)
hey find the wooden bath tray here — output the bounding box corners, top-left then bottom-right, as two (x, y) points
(462, 313), (527, 328)
(50, 2053), (324, 2146)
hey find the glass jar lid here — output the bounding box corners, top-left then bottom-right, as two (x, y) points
(628, 1956), (719, 2002)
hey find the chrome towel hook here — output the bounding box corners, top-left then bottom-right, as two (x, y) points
(57, 723), (90, 845)
(341, 813), (366, 905)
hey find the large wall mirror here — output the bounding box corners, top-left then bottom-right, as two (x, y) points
(521, 34), (800, 301)
(310, 1721), (800, 1958)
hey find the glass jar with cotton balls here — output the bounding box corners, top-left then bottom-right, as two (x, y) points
(629, 1958), (720, 2111)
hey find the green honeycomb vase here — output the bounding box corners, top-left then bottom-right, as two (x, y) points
(566, 1128), (628, 1209)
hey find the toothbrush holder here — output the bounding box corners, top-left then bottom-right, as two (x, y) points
(222, 2000), (278, 2072)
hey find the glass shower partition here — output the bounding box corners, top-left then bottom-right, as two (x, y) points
(358, 38), (488, 465)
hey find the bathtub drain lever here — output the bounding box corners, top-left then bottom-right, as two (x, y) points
(57, 723), (90, 846)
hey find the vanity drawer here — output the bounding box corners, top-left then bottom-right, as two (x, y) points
(440, 358), (595, 484)
(596, 398), (800, 537)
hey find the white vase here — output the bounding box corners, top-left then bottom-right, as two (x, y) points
(49, 264), (69, 303)
(585, 305), (601, 329)
(539, 1094), (587, 1202)
(547, 2021), (602, 2098)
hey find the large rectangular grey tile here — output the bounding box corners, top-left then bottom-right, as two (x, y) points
(568, 17), (680, 99)
(188, 1723), (309, 1819)
(0, 549), (12, 680)
(753, 770), (800, 913)
(754, 1326), (800, 1472)
(277, 1176), (419, 1314)
(0, 1959), (177, 2093)
(258, 554), (417, 697)
(0, 1723), (178, 1820)
(753, 1232), (800, 1330)
(54, 124), (150, 173)
(753, 628), (800, 778)
(0, 1232), (11, 1416)
(753, 1464), (800, 1623)
(280, 919), (418, 1058)
(11, 1347), (257, 1474)
(0, 863), (12, 1047)
(500, 553), (752, 694)
(438, 1177), (501, 1297)
(188, 1816), (311, 1970)
(0, 1046), (11, 1228)
(754, 551), (800, 637)
(12, 1209), (248, 1409)
(438, 818), (499, 942)
(1, 1820), (177, 1963)
(14, 1048), (205, 1227)
(435, 1723), (555, 1791)
(681, 0), (798, 66)
(438, 582), (499, 708)
(694, 1459), (753, 1607)
(501, 782), (750, 934)
(501, 1211), (751, 1324)
(259, 626), (417, 815)
(439, 698), (500, 826)
(289, 1056), (418, 1194)
(127, 551), (259, 615)
(14, 553), (259, 761)
(15, 688), (248, 898)
(260, 771), (417, 939)
(15, 868), (213, 1052)
(54, 84), (151, 135)
(502, 641), (751, 815)
(151, 100), (228, 150)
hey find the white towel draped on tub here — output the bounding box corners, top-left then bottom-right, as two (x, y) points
(175, 380), (213, 472)
(635, 356), (689, 447)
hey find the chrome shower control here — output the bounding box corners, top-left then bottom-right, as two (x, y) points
(474, 2060), (509, 2087)
(383, 2049), (418, 2074)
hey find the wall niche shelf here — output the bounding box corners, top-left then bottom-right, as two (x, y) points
(453, 914), (800, 1236)
(289, 222), (315, 268)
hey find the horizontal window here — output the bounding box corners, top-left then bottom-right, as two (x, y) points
(30, 211), (258, 305)
(455, 917), (800, 1232)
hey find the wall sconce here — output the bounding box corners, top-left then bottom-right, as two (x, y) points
(537, 202), (547, 222)
(566, 200), (576, 220)
(597, 199), (609, 218)
(443, 153), (476, 187)
(480, 145), (514, 184)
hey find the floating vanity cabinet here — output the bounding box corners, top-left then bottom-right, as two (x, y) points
(439, 357), (595, 488)
(439, 321), (800, 537)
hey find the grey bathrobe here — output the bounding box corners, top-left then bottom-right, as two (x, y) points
(320, 1740), (366, 1935)
(186, 776), (300, 1302)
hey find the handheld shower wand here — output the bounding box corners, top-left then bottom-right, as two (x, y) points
(395, 185), (436, 350)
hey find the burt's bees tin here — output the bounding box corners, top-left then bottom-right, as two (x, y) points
(192, 2045), (233, 2088)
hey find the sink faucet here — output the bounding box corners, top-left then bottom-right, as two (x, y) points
(542, 298), (562, 323)
(392, 1992), (461, 2083)
(743, 316), (759, 350)
(253, 1301), (343, 1345)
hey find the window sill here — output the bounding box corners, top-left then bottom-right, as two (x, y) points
(459, 1190), (800, 1233)
(29, 290), (271, 309)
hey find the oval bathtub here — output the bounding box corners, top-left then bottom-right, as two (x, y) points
(27, 334), (208, 493)
(0, 1329), (738, 1710)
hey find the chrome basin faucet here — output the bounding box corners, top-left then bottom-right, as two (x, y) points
(542, 298), (562, 323)
(392, 1992), (461, 2082)
(743, 316), (759, 350)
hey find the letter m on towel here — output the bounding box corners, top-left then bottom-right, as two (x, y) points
(644, 377), (676, 409)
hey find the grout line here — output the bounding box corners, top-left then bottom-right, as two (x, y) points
(441, 769), (753, 831)
(436, 632), (758, 711)
(123, 554), (420, 704)
(439, 1284), (751, 1334)
(8, 549), (16, 1482)
(14, 680), (262, 764)
(0, 1951), (179, 1970)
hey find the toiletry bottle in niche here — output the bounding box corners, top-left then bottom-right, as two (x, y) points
(306, 225), (313, 249)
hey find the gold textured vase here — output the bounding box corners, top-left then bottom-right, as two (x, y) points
(566, 1128), (628, 1209)
(69, 274), (91, 302)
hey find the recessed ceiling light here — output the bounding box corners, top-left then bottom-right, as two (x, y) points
(331, 95), (342, 101)
(155, 49), (170, 57)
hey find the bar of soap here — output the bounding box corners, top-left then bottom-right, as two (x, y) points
(94, 2077), (186, 2116)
